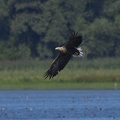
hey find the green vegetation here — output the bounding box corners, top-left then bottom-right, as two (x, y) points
(0, 0), (120, 89)
(0, 58), (120, 90)
(0, 0), (120, 60)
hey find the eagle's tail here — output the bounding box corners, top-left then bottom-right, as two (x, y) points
(73, 47), (83, 57)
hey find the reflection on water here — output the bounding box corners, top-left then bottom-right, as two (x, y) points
(0, 90), (120, 120)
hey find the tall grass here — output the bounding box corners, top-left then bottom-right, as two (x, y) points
(0, 58), (120, 89)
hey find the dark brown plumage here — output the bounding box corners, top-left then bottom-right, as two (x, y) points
(44, 31), (83, 79)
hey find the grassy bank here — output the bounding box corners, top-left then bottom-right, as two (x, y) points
(0, 58), (120, 90)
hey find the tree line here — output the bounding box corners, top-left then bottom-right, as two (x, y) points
(0, 0), (120, 60)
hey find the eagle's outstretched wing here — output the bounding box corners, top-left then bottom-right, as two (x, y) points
(65, 31), (82, 49)
(44, 53), (72, 79)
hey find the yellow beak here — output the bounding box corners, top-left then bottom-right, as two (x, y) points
(55, 47), (59, 50)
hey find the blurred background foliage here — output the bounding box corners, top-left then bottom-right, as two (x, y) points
(0, 0), (120, 60)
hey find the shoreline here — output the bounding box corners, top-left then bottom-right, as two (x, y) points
(0, 82), (119, 90)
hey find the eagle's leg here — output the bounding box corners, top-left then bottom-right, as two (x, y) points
(68, 47), (80, 56)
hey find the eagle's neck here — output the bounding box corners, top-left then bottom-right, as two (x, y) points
(55, 47), (67, 53)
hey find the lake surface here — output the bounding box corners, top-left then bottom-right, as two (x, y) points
(0, 90), (120, 120)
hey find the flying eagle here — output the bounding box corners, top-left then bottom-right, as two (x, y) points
(44, 32), (83, 79)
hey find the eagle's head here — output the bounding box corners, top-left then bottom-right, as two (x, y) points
(55, 47), (67, 53)
(55, 47), (61, 51)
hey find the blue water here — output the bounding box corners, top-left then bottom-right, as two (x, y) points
(0, 90), (120, 120)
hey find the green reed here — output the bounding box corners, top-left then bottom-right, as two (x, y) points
(0, 58), (120, 89)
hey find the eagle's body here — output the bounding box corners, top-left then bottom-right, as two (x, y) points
(44, 32), (83, 79)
